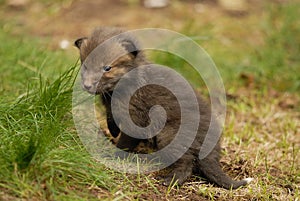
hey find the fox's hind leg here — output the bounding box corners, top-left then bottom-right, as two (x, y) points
(160, 156), (194, 186)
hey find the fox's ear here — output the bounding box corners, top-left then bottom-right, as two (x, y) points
(74, 37), (88, 49)
(121, 39), (139, 57)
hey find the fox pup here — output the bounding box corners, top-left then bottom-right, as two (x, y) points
(74, 27), (252, 189)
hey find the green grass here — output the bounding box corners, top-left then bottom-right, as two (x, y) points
(0, 1), (299, 200)
(0, 28), (74, 98)
(0, 30), (114, 200)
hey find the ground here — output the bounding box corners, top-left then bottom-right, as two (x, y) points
(0, 0), (299, 200)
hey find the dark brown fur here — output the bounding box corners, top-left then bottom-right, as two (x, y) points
(74, 27), (252, 189)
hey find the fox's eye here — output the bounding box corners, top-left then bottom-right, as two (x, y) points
(103, 66), (112, 72)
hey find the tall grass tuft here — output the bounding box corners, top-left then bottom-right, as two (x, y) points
(0, 65), (113, 199)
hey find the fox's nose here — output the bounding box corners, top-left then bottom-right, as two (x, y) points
(83, 84), (92, 91)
